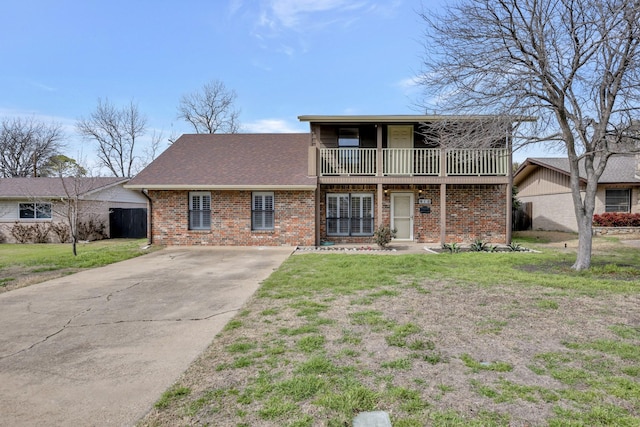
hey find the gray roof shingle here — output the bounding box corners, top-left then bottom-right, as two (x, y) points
(126, 133), (317, 189)
(522, 155), (640, 183)
(0, 177), (128, 198)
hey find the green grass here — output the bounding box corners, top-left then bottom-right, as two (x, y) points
(0, 239), (156, 289)
(0, 239), (153, 270)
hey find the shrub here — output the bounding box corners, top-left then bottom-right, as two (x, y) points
(442, 242), (461, 253)
(470, 239), (497, 252)
(593, 213), (640, 227)
(50, 222), (71, 243)
(31, 223), (51, 243)
(373, 225), (397, 248)
(10, 222), (51, 243)
(77, 220), (107, 241)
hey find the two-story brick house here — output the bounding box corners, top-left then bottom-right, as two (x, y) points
(126, 115), (519, 246)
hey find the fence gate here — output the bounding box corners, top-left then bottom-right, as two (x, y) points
(512, 202), (532, 231)
(109, 208), (147, 238)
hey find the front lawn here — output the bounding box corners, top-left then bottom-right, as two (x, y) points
(0, 239), (158, 292)
(141, 234), (640, 426)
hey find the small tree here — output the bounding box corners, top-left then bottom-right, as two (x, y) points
(177, 79), (240, 134)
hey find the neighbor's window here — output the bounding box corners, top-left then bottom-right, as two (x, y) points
(252, 192), (274, 230)
(605, 189), (631, 212)
(189, 192), (211, 230)
(19, 202), (52, 219)
(326, 193), (374, 236)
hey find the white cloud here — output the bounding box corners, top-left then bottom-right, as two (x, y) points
(243, 118), (307, 133)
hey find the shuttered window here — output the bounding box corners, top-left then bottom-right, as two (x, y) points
(252, 192), (274, 230)
(189, 192), (211, 230)
(326, 193), (374, 236)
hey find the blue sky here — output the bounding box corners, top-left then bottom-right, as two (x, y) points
(1, 0), (540, 171)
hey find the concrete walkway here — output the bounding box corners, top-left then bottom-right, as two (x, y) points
(0, 246), (293, 426)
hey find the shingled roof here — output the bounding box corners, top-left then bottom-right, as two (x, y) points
(0, 177), (129, 198)
(126, 133), (317, 189)
(515, 155), (640, 185)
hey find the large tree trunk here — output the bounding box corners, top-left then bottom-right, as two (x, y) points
(573, 211), (593, 271)
(571, 172), (598, 271)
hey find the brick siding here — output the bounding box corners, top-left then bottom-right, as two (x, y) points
(149, 190), (315, 246)
(445, 184), (507, 243)
(320, 184), (506, 244)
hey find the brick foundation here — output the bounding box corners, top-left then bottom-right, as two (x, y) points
(149, 190), (315, 246)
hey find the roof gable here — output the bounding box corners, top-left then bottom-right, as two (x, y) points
(514, 155), (640, 186)
(126, 133), (317, 189)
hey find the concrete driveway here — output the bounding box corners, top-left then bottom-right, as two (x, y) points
(0, 246), (293, 426)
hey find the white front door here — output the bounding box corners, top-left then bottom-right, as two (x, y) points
(391, 193), (414, 240)
(387, 125), (414, 175)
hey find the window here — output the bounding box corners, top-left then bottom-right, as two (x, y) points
(338, 128), (360, 166)
(338, 128), (359, 147)
(19, 202), (52, 219)
(605, 189), (631, 212)
(189, 192), (211, 230)
(326, 193), (374, 236)
(252, 192), (274, 230)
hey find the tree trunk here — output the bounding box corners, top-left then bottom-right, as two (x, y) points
(571, 174), (598, 271)
(573, 212), (593, 270)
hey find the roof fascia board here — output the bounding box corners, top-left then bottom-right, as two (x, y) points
(298, 115), (536, 123)
(124, 184), (317, 191)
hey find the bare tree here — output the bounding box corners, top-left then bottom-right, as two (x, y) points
(419, 0), (640, 270)
(77, 99), (147, 177)
(177, 79), (240, 133)
(0, 117), (64, 177)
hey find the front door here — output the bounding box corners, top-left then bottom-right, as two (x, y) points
(391, 193), (414, 240)
(388, 125), (414, 175)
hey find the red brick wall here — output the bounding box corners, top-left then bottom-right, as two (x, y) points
(445, 184), (507, 243)
(149, 190), (315, 246)
(319, 184), (506, 244)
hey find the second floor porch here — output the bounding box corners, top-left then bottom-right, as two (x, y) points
(317, 147), (510, 177)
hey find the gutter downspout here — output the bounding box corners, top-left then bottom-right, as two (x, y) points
(142, 189), (153, 245)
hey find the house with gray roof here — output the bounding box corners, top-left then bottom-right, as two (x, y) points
(0, 177), (147, 242)
(513, 155), (640, 232)
(127, 115), (524, 247)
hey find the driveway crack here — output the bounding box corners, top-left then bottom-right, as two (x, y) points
(0, 308), (91, 360)
(68, 308), (241, 327)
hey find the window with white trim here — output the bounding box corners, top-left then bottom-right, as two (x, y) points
(189, 192), (211, 230)
(326, 193), (374, 236)
(19, 202), (52, 219)
(252, 192), (274, 230)
(605, 189), (631, 212)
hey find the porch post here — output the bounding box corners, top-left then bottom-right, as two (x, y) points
(377, 183), (383, 228)
(376, 124), (383, 176)
(440, 183), (447, 244)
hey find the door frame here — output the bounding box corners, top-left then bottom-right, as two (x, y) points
(390, 192), (414, 241)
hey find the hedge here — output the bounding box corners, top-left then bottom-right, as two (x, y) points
(593, 212), (640, 227)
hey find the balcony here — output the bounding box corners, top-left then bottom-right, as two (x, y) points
(319, 148), (509, 176)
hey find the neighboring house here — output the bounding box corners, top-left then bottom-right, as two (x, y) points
(0, 177), (148, 242)
(126, 115), (522, 247)
(513, 156), (640, 232)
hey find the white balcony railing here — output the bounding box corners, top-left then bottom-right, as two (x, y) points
(384, 148), (440, 175)
(320, 148), (377, 175)
(445, 148), (510, 175)
(319, 148), (509, 176)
